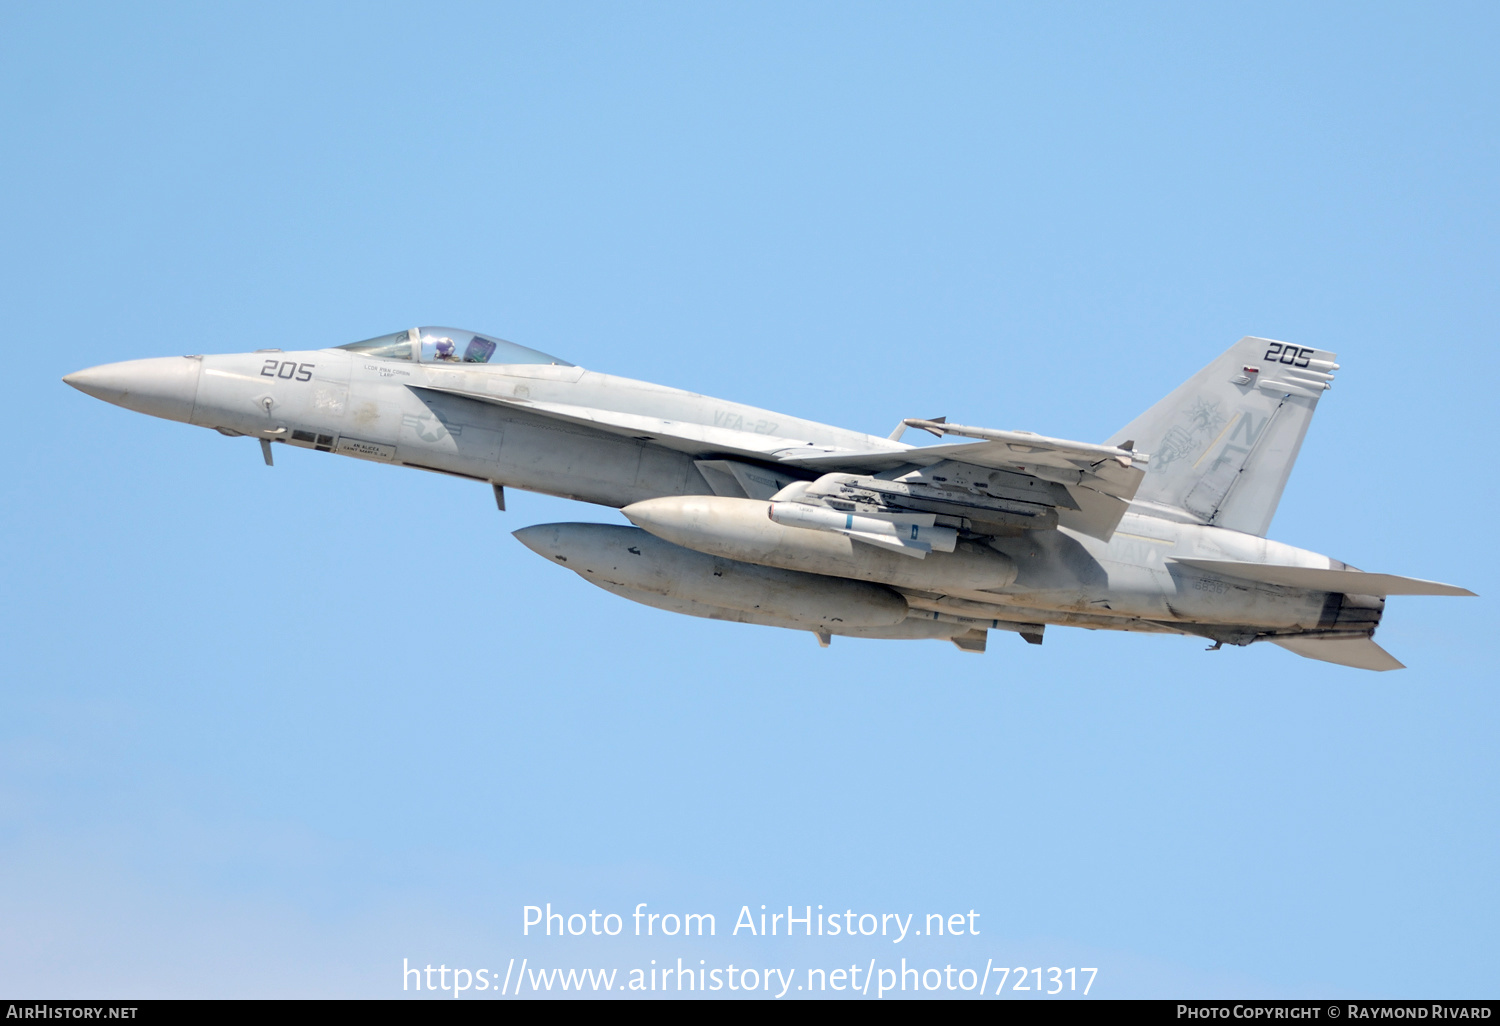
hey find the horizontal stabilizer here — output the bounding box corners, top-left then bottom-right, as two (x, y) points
(1171, 559), (1475, 597)
(1272, 636), (1405, 671)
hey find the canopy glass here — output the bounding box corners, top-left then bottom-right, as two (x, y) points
(336, 327), (570, 366)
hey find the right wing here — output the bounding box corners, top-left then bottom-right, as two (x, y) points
(409, 385), (817, 461)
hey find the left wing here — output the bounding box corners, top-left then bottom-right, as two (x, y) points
(418, 384), (1148, 541)
(774, 420), (1150, 541)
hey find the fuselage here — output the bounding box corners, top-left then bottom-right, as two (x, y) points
(65, 342), (1369, 646)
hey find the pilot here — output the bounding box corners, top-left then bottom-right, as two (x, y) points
(433, 337), (459, 361)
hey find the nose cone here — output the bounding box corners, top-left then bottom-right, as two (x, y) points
(620, 498), (669, 531)
(513, 524), (572, 562)
(64, 356), (202, 423)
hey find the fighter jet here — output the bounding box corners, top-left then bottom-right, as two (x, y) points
(64, 327), (1473, 670)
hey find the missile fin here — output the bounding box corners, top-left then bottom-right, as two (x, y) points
(950, 629), (987, 654)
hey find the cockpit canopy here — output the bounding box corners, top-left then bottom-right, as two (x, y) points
(335, 327), (571, 367)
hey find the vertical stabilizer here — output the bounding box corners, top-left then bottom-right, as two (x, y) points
(1106, 337), (1336, 536)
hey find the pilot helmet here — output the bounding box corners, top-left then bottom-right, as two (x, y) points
(434, 337), (456, 360)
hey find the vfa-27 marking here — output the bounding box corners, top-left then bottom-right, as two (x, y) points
(64, 328), (1474, 671)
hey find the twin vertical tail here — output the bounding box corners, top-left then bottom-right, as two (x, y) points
(1107, 337), (1337, 537)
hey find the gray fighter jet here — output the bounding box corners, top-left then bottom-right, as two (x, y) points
(64, 328), (1472, 670)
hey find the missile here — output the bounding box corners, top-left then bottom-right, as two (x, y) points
(767, 500), (958, 556)
(620, 495), (1018, 594)
(512, 522), (909, 628)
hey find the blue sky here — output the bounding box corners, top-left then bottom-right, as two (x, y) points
(1, 1), (1496, 998)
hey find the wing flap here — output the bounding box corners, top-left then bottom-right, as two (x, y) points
(1272, 636), (1405, 671)
(1056, 485), (1130, 540)
(1172, 558), (1476, 597)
